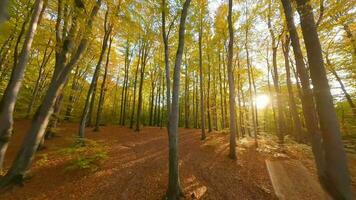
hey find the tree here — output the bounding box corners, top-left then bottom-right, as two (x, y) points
(295, 0), (352, 198)
(0, 0), (46, 171)
(166, 0), (192, 198)
(280, 0), (325, 181)
(0, 0), (101, 188)
(79, 8), (113, 138)
(95, 36), (113, 131)
(227, 0), (237, 159)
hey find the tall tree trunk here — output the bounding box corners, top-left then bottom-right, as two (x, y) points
(135, 42), (149, 132)
(281, 0), (325, 182)
(227, 0), (237, 159)
(166, 0), (191, 198)
(161, 0), (171, 121)
(94, 37), (113, 131)
(296, 0), (352, 198)
(218, 51), (225, 129)
(64, 62), (82, 121)
(207, 55), (212, 132)
(45, 93), (64, 139)
(0, 1), (100, 187)
(282, 36), (303, 141)
(198, 16), (206, 140)
(267, 2), (286, 143)
(245, 37), (258, 144)
(79, 10), (111, 138)
(121, 42), (131, 126)
(129, 47), (142, 129)
(0, 0), (45, 171)
(184, 54), (189, 128)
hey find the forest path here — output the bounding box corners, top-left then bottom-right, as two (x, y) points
(1, 121), (276, 200)
(266, 159), (331, 200)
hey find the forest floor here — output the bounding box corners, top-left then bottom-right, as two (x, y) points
(0, 120), (355, 200)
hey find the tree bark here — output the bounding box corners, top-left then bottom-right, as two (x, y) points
(198, 14), (206, 140)
(94, 37), (113, 131)
(0, 0), (45, 171)
(0, 0), (100, 187)
(79, 9), (111, 138)
(166, 0), (191, 198)
(227, 0), (237, 159)
(267, 1), (286, 143)
(296, 0), (353, 198)
(281, 0), (325, 182)
(129, 46), (142, 129)
(135, 41), (149, 132)
(282, 36), (303, 141)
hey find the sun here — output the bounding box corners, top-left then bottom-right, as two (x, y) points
(255, 94), (270, 109)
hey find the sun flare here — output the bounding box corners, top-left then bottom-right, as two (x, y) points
(255, 94), (270, 109)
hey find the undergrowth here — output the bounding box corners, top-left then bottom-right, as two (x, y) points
(59, 138), (108, 172)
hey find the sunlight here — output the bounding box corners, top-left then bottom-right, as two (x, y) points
(255, 94), (270, 109)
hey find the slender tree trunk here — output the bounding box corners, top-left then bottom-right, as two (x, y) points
(0, 0), (45, 171)
(130, 47), (141, 128)
(281, 0), (325, 182)
(222, 51), (229, 128)
(94, 37), (113, 131)
(227, 0), (237, 159)
(184, 54), (189, 128)
(149, 79), (155, 126)
(218, 51), (225, 129)
(166, 0), (191, 198)
(135, 42), (149, 132)
(282, 36), (303, 141)
(0, 0), (100, 185)
(198, 17), (206, 140)
(45, 93), (64, 140)
(207, 55), (212, 132)
(64, 62), (82, 121)
(245, 37), (258, 145)
(267, 3), (286, 143)
(162, 0), (171, 120)
(79, 12), (111, 138)
(296, 0), (353, 198)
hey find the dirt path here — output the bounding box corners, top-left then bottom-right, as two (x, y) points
(0, 121), (276, 200)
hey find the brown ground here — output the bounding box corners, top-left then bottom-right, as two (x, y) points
(0, 120), (355, 199)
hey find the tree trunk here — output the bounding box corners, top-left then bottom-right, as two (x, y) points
(207, 55), (212, 132)
(282, 36), (303, 141)
(135, 42), (149, 132)
(296, 0), (353, 198)
(184, 53), (189, 128)
(79, 9), (111, 139)
(166, 0), (191, 198)
(0, 0), (100, 183)
(218, 51), (225, 129)
(198, 16), (206, 140)
(94, 37), (113, 131)
(0, 0), (45, 171)
(162, 0), (171, 121)
(227, 0), (237, 159)
(281, 0), (325, 183)
(129, 46), (142, 129)
(267, 2), (286, 143)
